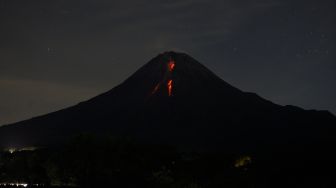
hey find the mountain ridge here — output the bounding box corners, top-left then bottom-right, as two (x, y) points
(0, 52), (335, 151)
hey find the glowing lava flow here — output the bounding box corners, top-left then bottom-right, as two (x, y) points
(151, 58), (175, 96)
(168, 59), (175, 72)
(167, 79), (173, 96)
(167, 59), (175, 96)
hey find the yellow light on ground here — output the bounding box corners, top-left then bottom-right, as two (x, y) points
(235, 156), (252, 168)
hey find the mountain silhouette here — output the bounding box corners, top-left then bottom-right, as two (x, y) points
(0, 52), (335, 154)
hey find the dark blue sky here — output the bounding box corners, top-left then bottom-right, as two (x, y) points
(0, 0), (335, 125)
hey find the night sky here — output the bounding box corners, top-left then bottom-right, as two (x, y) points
(0, 0), (335, 126)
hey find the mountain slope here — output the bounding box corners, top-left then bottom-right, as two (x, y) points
(0, 52), (335, 152)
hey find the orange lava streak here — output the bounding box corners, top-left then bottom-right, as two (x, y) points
(167, 79), (173, 96)
(168, 59), (175, 72)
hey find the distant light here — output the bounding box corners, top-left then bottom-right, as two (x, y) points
(4, 146), (38, 154)
(235, 156), (252, 168)
(0, 183), (28, 187)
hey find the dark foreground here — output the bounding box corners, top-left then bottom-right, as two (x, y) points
(1, 135), (334, 188)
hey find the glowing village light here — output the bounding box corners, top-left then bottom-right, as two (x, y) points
(0, 183), (28, 187)
(8, 148), (16, 154)
(234, 156), (252, 168)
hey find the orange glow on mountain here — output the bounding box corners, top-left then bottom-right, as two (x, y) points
(151, 58), (174, 96)
(168, 59), (175, 72)
(167, 79), (173, 96)
(152, 83), (160, 94)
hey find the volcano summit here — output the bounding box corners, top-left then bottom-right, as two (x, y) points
(0, 52), (335, 153)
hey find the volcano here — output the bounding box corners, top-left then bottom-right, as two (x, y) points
(0, 52), (335, 153)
